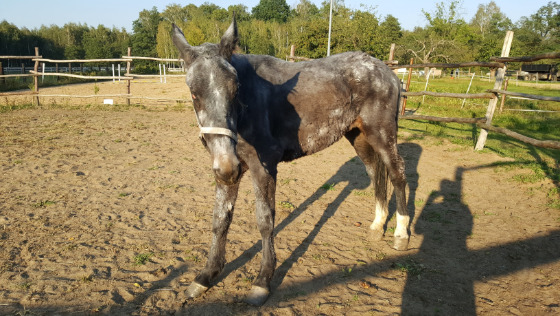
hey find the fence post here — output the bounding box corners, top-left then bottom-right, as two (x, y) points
(33, 47), (40, 106)
(0, 61), (4, 85)
(475, 30), (514, 151)
(289, 45), (295, 62)
(389, 43), (396, 61)
(126, 47), (131, 106)
(499, 77), (509, 113)
(401, 58), (413, 115)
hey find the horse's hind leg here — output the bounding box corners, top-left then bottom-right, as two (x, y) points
(346, 125), (409, 251)
(345, 129), (389, 241)
(186, 181), (241, 298)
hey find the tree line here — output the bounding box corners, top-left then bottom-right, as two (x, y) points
(0, 0), (558, 69)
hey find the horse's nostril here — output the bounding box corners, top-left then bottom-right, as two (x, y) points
(213, 156), (241, 185)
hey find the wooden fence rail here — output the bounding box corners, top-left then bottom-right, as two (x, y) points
(487, 89), (560, 102)
(490, 52), (560, 63)
(391, 61), (505, 70)
(402, 91), (495, 99)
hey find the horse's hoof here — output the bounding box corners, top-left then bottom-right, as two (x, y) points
(244, 286), (270, 306)
(393, 236), (409, 251)
(370, 229), (384, 241)
(186, 282), (208, 298)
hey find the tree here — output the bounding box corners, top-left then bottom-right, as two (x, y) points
(83, 25), (112, 59)
(294, 0), (319, 18)
(132, 7), (162, 57)
(469, 2), (512, 61)
(513, 2), (560, 55)
(470, 1), (512, 39)
(252, 0), (291, 23)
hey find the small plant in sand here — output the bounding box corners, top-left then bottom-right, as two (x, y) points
(133, 252), (154, 266)
(33, 200), (55, 208)
(93, 83), (100, 95)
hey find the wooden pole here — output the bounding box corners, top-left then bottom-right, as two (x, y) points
(33, 47), (40, 106)
(401, 58), (413, 115)
(389, 43), (396, 61)
(0, 62), (4, 85)
(289, 45), (295, 62)
(475, 31), (514, 151)
(499, 78), (509, 113)
(126, 47), (131, 106)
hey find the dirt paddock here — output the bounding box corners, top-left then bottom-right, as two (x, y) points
(0, 81), (559, 315)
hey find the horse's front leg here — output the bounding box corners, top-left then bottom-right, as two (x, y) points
(186, 181), (240, 298)
(245, 169), (277, 306)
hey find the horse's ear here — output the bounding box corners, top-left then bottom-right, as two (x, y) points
(219, 16), (238, 61)
(172, 23), (197, 65)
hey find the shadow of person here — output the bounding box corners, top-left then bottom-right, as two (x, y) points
(401, 167), (476, 315)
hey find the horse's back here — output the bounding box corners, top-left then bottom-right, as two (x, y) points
(232, 52), (400, 160)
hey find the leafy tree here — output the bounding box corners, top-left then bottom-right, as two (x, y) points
(132, 7), (162, 57)
(469, 2), (512, 61)
(294, 0), (319, 18)
(228, 5), (251, 21)
(514, 1), (560, 54)
(252, 0), (291, 23)
(83, 25), (114, 59)
(470, 1), (512, 39)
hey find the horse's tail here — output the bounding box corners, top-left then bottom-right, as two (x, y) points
(372, 149), (393, 203)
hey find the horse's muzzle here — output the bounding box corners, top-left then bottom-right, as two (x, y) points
(213, 154), (241, 185)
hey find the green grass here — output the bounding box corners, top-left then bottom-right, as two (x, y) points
(401, 77), (559, 177)
(401, 76), (560, 208)
(133, 252), (154, 266)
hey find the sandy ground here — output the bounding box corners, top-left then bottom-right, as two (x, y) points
(0, 81), (559, 315)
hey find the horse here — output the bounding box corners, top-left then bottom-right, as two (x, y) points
(172, 17), (410, 306)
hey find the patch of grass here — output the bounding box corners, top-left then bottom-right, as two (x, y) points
(279, 201), (295, 210)
(133, 252), (154, 266)
(422, 210), (443, 223)
(548, 188), (560, 209)
(375, 252), (387, 260)
(320, 183), (336, 191)
(340, 267), (353, 278)
(353, 190), (374, 197)
(18, 281), (32, 291)
(184, 250), (202, 263)
(33, 200), (56, 208)
(393, 258), (425, 278)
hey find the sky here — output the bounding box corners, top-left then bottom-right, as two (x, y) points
(0, 0), (553, 32)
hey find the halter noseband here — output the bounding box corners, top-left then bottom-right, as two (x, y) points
(198, 126), (238, 142)
(194, 110), (238, 143)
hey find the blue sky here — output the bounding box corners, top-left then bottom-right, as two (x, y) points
(0, 0), (552, 32)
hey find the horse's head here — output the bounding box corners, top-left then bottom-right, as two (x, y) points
(172, 18), (241, 185)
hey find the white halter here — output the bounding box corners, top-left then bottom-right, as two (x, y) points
(194, 110), (238, 143)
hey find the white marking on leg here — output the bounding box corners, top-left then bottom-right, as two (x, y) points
(370, 200), (388, 232)
(394, 212), (410, 239)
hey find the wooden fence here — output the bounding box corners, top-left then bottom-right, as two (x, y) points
(1, 37), (560, 150)
(0, 47), (185, 105)
(391, 32), (560, 150)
